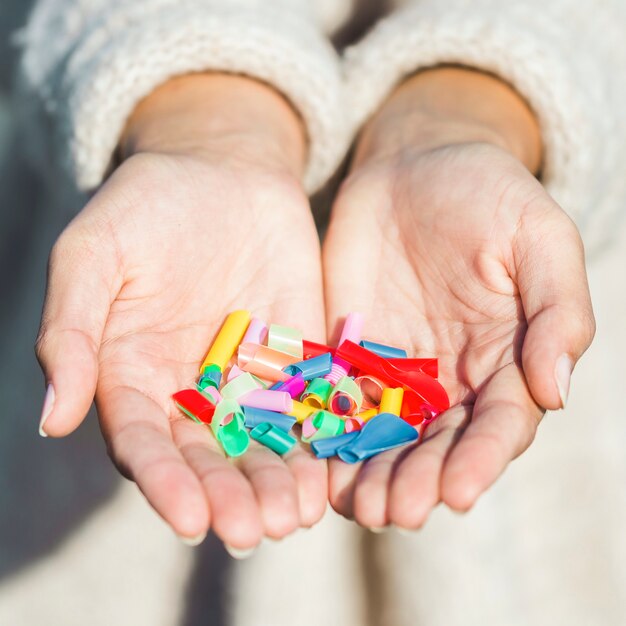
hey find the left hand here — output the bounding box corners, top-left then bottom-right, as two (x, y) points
(322, 68), (595, 530)
(35, 74), (328, 550)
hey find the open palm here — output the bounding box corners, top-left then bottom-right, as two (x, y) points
(323, 143), (595, 529)
(37, 151), (327, 550)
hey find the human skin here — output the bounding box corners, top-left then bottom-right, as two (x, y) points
(35, 74), (328, 554)
(323, 67), (595, 529)
(35, 66), (596, 544)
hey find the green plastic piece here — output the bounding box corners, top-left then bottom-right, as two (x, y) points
(220, 372), (261, 400)
(251, 374), (269, 389)
(302, 377), (333, 408)
(250, 422), (297, 455)
(267, 324), (303, 359)
(328, 376), (363, 414)
(212, 399), (250, 457)
(301, 410), (346, 443)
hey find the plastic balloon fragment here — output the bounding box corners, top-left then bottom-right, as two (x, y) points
(172, 311), (449, 459)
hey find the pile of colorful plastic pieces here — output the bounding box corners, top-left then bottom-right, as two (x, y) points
(172, 311), (450, 462)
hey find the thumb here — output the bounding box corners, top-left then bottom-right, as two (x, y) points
(35, 230), (119, 437)
(514, 208), (595, 411)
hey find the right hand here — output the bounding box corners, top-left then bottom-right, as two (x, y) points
(322, 68), (595, 530)
(35, 74), (328, 552)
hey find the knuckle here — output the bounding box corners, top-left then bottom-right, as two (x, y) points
(562, 307), (596, 351)
(560, 214), (584, 248)
(34, 328), (49, 362)
(578, 309), (597, 346)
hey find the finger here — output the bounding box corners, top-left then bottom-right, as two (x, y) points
(235, 444), (300, 539)
(282, 444), (328, 528)
(514, 209), (595, 410)
(260, 307), (328, 528)
(35, 230), (119, 437)
(440, 362), (543, 512)
(98, 385), (209, 541)
(328, 458), (361, 520)
(170, 418), (264, 550)
(388, 405), (470, 530)
(352, 448), (403, 529)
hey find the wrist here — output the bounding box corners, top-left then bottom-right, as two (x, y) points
(120, 73), (307, 177)
(353, 67), (542, 173)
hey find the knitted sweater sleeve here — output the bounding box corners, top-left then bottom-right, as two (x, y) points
(343, 0), (626, 251)
(19, 0), (351, 194)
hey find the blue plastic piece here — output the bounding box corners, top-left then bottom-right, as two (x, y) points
(242, 406), (296, 433)
(311, 432), (360, 459)
(283, 352), (333, 380)
(359, 340), (408, 359)
(268, 381), (284, 391)
(336, 413), (418, 464)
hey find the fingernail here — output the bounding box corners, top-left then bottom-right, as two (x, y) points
(392, 525), (415, 536)
(224, 544), (256, 560)
(367, 526), (387, 534)
(39, 384), (55, 437)
(555, 354), (573, 409)
(179, 532), (207, 547)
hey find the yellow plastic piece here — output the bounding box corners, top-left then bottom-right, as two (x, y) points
(355, 408), (378, 423)
(200, 310), (251, 373)
(379, 387), (404, 416)
(288, 400), (318, 424)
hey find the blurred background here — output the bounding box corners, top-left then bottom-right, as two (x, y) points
(0, 3), (235, 624)
(1, 2), (625, 626)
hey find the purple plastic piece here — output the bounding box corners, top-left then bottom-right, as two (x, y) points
(275, 372), (306, 399)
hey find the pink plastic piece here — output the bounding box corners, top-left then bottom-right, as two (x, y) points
(302, 416), (316, 439)
(200, 386), (222, 404)
(242, 317), (268, 345)
(227, 365), (245, 382)
(326, 313), (365, 385)
(344, 417), (364, 433)
(239, 389), (293, 413)
(338, 312), (365, 346)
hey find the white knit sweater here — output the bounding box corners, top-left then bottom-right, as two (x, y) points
(18, 0), (626, 251)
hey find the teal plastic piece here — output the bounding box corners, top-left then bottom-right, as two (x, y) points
(212, 400), (249, 457)
(199, 364), (222, 390)
(336, 413), (418, 464)
(250, 422), (297, 455)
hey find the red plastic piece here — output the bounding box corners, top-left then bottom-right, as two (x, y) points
(385, 358), (438, 379)
(335, 341), (450, 425)
(302, 340), (336, 359)
(172, 389), (216, 424)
